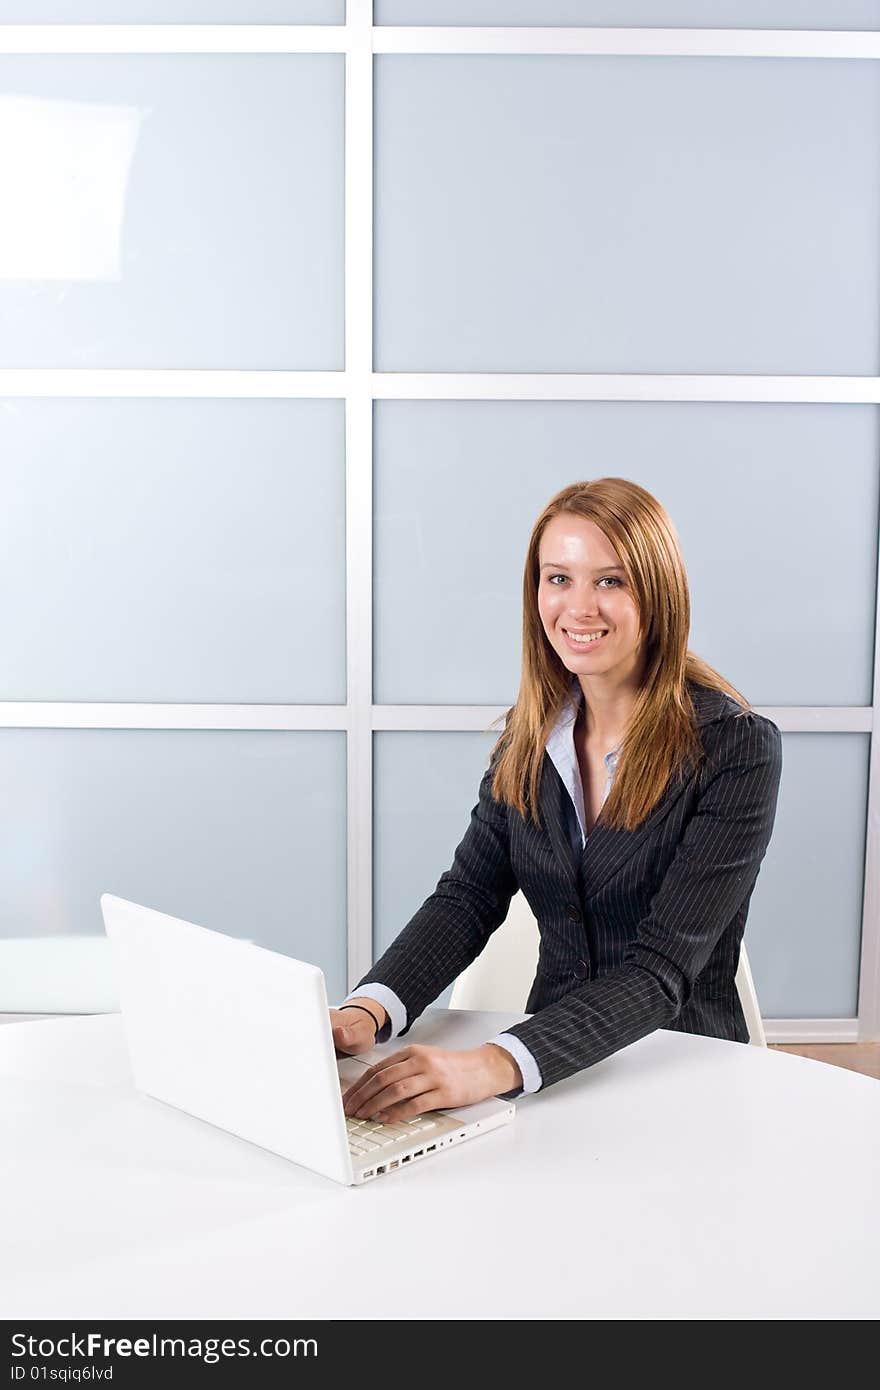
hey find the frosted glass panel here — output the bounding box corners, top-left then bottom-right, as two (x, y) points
(374, 400), (878, 708)
(743, 734), (866, 1018)
(0, 730), (348, 1007)
(374, 731), (866, 1021)
(0, 399), (345, 703)
(0, 56), (343, 367)
(377, 1), (880, 27)
(373, 732), (498, 1010)
(0, 2), (343, 17)
(374, 57), (880, 373)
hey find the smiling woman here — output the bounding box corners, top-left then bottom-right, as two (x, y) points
(331, 477), (783, 1119)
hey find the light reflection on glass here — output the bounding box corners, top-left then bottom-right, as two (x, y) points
(0, 92), (145, 281)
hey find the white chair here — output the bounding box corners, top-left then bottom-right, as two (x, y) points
(449, 891), (767, 1047)
(734, 942), (767, 1047)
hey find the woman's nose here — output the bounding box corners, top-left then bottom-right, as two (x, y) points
(568, 594), (600, 617)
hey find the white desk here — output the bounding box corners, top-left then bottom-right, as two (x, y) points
(1, 1009), (877, 1321)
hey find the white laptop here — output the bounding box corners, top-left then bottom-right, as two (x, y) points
(101, 894), (515, 1186)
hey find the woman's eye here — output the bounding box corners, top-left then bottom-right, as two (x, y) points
(547, 574), (621, 586)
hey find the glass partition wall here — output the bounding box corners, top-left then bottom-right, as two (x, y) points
(0, 3), (877, 1043)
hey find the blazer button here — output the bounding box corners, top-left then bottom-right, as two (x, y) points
(566, 903), (581, 921)
(571, 959), (588, 981)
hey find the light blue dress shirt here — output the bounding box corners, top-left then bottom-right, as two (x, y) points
(340, 679), (620, 1097)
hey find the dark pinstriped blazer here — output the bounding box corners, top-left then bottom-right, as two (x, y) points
(355, 681), (783, 1092)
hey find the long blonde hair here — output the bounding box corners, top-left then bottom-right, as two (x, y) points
(489, 478), (750, 833)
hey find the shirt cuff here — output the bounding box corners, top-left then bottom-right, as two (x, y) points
(486, 1032), (543, 1097)
(339, 983), (407, 1045)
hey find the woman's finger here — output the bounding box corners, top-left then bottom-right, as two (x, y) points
(342, 1053), (416, 1111)
(372, 1089), (447, 1123)
(343, 1061), (422, 1116)
(346, 1066), (431, 1119)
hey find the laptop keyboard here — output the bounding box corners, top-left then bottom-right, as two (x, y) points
(345, 1113), (438, 1157)
(338, 1057), (442, 1157)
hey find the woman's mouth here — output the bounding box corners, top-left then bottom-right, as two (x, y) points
(561, 628), (608, 653)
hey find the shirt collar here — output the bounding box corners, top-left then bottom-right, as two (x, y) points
(545, 677), (735, 781)
(546, 677), (621, 767)
(545, 679), (619, 852)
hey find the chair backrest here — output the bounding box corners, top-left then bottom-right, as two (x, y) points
(733, 940), (766, 1047)
(449, 891), (766, 1047)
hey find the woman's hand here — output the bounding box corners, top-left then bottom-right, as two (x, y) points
(330, 999), (386, 1056)
(341, 1043), (522, 1121)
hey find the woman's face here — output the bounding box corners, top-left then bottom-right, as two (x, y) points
(537, 513), (643, 684)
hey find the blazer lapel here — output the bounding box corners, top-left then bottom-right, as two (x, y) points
(537, 680), (733, 902)
(578, 772), (693, 898)
(538, 756), (580, 896)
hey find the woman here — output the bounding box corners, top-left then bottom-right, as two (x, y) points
(333, 477), (783, 1121)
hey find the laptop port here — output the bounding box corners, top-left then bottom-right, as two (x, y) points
(426, 1144), (436, 1152)
(364, 1170), (374, 1178)
(414, 1150), (423, 1158)
(402, 1155), (411, 1163)
(376, 1165), (386, 1175)
(390, 1160), (399, 1170)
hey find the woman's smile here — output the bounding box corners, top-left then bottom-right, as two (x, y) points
(561, 627), (609, 652)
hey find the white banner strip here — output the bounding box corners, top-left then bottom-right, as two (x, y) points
(373, 374), (880, 404)
(0, 26), (876, 60)
(375, 28), (880, 59)
(2, 372), (878, 403)
(0, 26), (347, 54)
(0, 371), (346, 398)
(0, 705), (867, 733)
(0, 705), (349, 731)
(370, 706), (872, 734)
